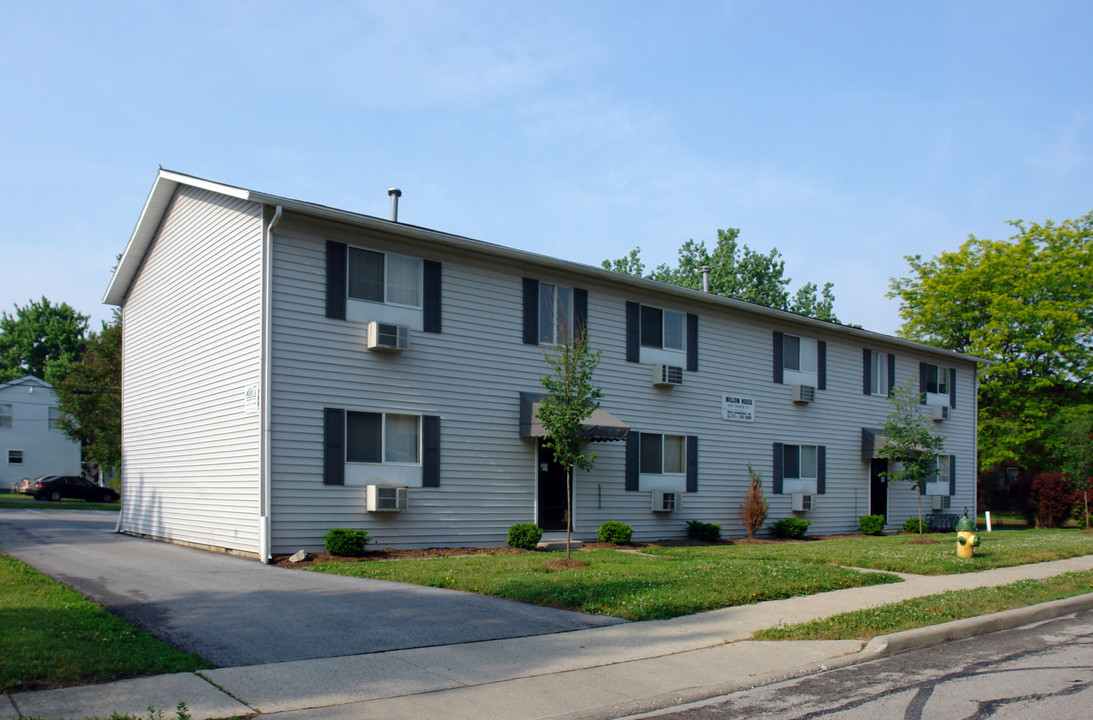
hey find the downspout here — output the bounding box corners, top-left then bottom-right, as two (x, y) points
(259, 204), (282, 563)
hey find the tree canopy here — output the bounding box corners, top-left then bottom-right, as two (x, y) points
(602, 228), (838, 322)
(0, 297), (89, 384)
(55, 317), (122, 477)
(888, 212), (1093, 472)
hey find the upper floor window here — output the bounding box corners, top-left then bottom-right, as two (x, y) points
(348, 248), (422, 308)
(347, 411), (420, 464)
(539, 283), (574, 345)
(920, 362), (956, 409)
(8, 450), (22, 464)
(0, 403), (11, 428)
(864, 350), (893, 396)
(926, 364), (949, 395)
(48, 406), (63, 430)
(640, 433), (686, 474)
(640, 306), (686, 352)
(774, 331), (826, 389)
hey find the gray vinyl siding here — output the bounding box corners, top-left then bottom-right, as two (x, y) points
(119, 186), (263, 554)
(267, 214), (978, 551)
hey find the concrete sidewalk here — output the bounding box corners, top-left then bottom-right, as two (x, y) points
(5, 555), (1093, 720)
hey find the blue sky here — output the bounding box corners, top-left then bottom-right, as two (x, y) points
(2, 1), (1090, 335)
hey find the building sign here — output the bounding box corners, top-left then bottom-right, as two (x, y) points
(244, 384), (260, 416)
(721, 394), (755, 422)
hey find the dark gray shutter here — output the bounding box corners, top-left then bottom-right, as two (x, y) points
(625, 302), (640, 363)
(773, 332), (784, 384)
(817, 340), (827, 390)
(887, 353), (896, 396)
(574, 288), (588, 338)
(686, 435), (698, 493)
(949, 455), (957, 496)
(918, 480), (927, 495)
(423, 260), (442, 333)
(949, 368), (957, 409)
(422, 415), (440, 487)
(863, 349), (872, 395)
(686, 313), (698, 372)
(625, 431), (640, 491)
(323, 408), (345, 486)
(816, 446), (826, 494)
(919, 362), (929, 404)
(325, 241), (347, 320)
(772, 442), (783, 494)
(640, 305), (662, 348)
(522, 278), (539, 345)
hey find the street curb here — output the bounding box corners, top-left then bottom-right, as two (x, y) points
(602, 592), (1093, 720)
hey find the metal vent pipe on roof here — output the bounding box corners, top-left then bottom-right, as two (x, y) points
(388, 188), (402, 222)
(700, 265), (711, 293)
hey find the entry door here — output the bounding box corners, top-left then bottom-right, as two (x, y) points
(870, 458), (889, 518)
(537, 441), (571, 531)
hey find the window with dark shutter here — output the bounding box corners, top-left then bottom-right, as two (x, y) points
(422, 415), (440, 487)
(625, 432), (640, 490)
(423, 260), (442, 333)
(325, 242), (348, 320)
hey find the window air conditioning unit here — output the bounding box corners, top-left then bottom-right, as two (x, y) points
(652, 364), (684, 387)
(791, 493), (814, 512)
(791, 384), (816, 404)
(931, 495), (950, 511)
(651, 490), (678, 512)
(932, 405), (950, 422)
(367, 322), (409, 352)
(366, 485), (408, 512)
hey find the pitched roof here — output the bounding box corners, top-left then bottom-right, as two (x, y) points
(103, 169), (990, 366)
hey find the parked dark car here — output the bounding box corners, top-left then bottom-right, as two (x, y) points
(33, 476), (119, 503)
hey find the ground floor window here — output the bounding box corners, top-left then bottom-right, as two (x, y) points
(346, 411), (420, 464)
(8, 450), (23, 464)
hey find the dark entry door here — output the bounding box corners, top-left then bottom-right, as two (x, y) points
(870, 458), (889, 518)
(537, 440), (570, 531)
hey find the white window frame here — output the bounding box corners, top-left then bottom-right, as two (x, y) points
(347, 247), (422, 309)
(925, 363), (950, 403)
(639, 433), (686, 475)
(48, 406), (63, 430)
(782, 443), (818, 494)
(870, 352), (889, 397)
(0, 403), (11, 429)
(345, 411), (421, 466)
(925, 454), (951, 495)
(639, 305), (687, 365)
(538, 283), (574, 345)
(782, 334), (818, 387)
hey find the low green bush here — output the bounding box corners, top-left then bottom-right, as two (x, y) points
(772, 517), (811, 539)
(507, 523), (543, 550)
(324, 527), (370, 557)
(903, 517), (926, 533)
(686, 520), (721, 542)
(858, 515), (886, 536)
(597, 520), (633, 544)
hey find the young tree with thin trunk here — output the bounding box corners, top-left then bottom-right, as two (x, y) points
(876, 379), (946, 535)
(537, 330), (603, 559)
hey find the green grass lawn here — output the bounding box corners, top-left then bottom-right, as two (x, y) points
(309, 529), (1093, 621)
(0, 553), (208, 693)
(755, 569), (1093, 641)
(311, 548), (902, 621)
(0, 491), (119, 511)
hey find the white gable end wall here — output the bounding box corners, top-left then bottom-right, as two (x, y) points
(119, 186), (264, 555)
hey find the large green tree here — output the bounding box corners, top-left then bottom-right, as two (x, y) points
(603, 229), (838, 321)
(888, 212), (1093, 472)
(55, 318), (122, 479)
(0, 297), (89, 384)
(537, 330), (603, 559)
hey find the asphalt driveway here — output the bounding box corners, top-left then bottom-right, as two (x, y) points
(0, 508), (622, 667)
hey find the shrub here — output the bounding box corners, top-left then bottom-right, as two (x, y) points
(597, 521), (633, 544)
(324, 527), (370, 557)
(771, 517), (810, 539)
(1029, 472), (1078, 528)
(858, 514), (886, 536)
(507, 523), (543, 550)
(686, 520), (721, 542)
(739, 465), (768, 538)
(902, 517), (925, 533)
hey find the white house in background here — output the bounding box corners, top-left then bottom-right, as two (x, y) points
(103, 169), (986, 562)
(1, 376), (82, 490)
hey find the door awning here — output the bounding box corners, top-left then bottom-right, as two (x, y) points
(861, 427), (887, 459)
(519, 392), (630, 442)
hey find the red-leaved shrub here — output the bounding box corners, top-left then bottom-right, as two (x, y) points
(1028, 472), (1078, 528)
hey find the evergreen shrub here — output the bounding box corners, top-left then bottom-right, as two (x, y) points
(324, 527), (370, 557)
(507, 523), (543, 550)
(597, 521), (633, 544)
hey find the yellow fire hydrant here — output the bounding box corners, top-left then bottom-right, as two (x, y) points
(956, 514), (980, 559)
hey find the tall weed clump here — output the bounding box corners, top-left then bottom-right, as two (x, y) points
(740, 464), (768, 538)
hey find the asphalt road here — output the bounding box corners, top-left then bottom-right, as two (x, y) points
(0, 507), (622, 667)
(638, 609), (1093, 719)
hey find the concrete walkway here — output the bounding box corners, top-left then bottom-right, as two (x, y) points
(5, 554), (1093, 720)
